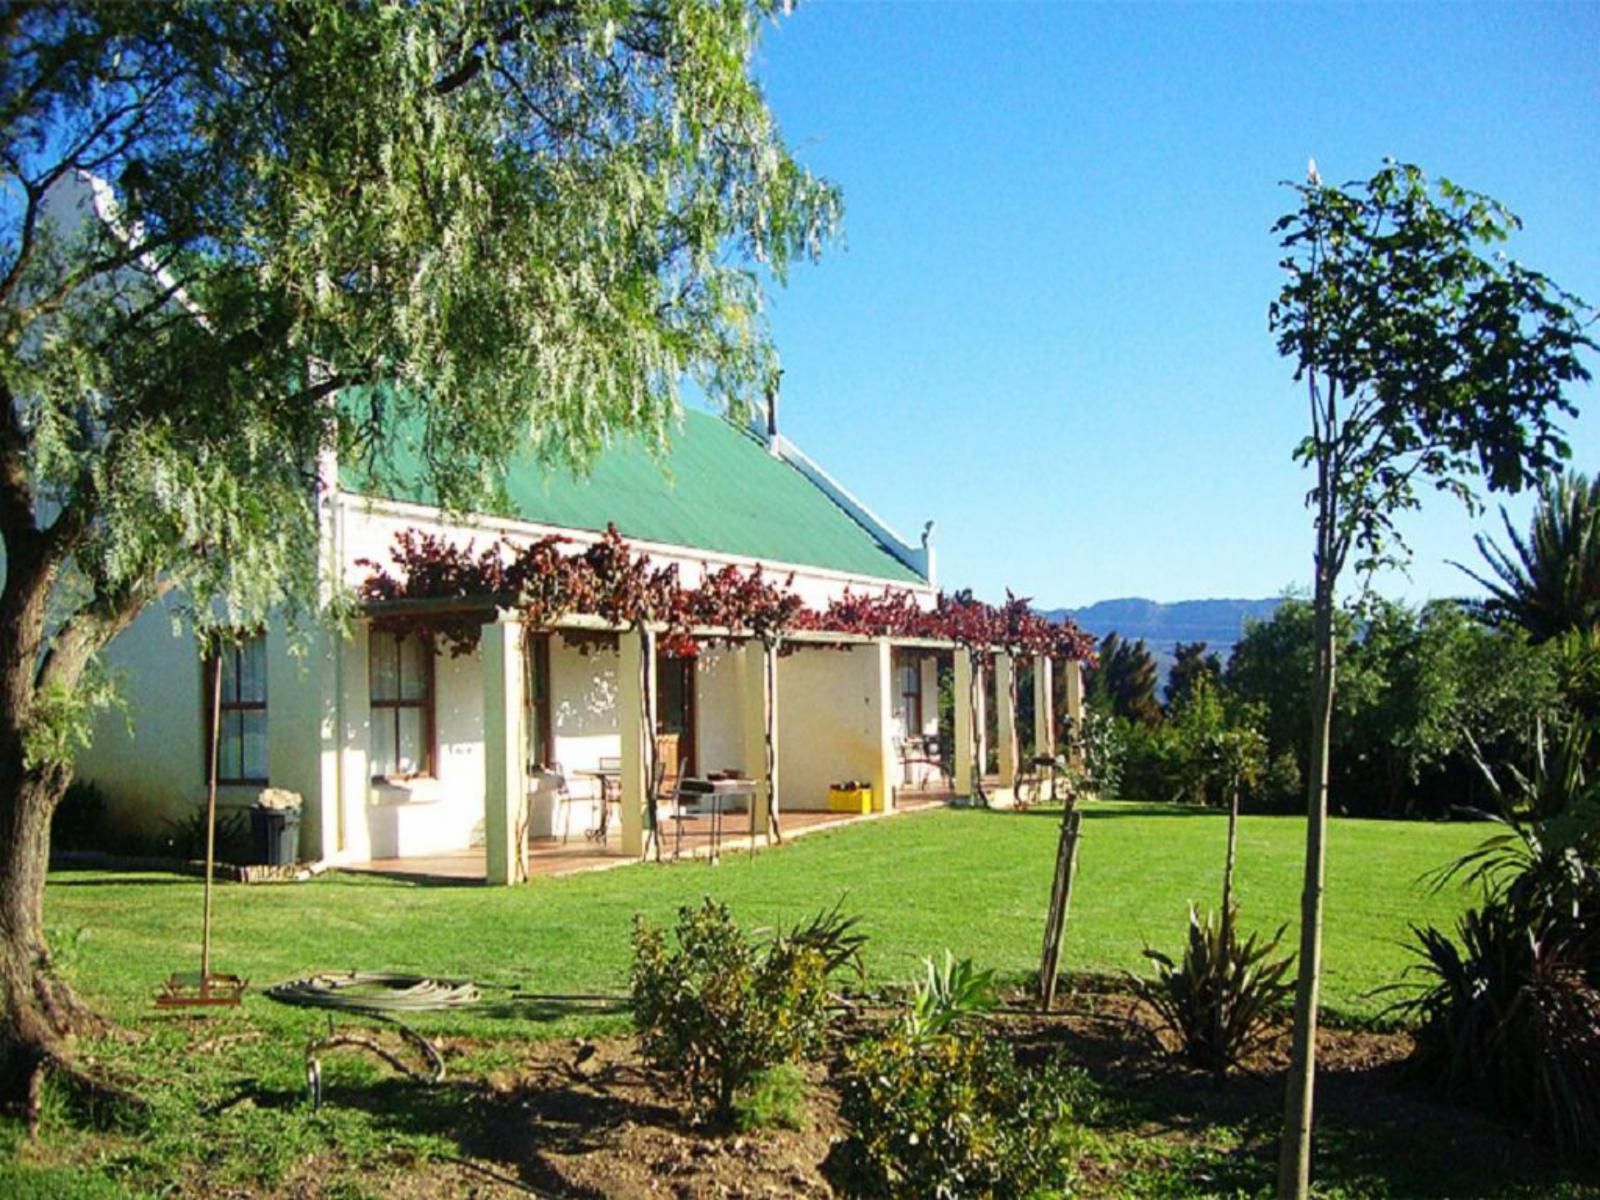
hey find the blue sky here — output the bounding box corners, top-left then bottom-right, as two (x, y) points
(740, 1), (1600, 608)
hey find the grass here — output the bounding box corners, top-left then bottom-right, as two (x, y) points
(5, 800), (1590, 1198)
(44, 802), (1487, 1033)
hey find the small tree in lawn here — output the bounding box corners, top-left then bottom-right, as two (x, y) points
(1270, 160), (1594, 1199)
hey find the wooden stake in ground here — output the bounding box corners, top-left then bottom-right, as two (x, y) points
(1038, 804), (1083, 1011)
(153, 642), (245, 1009)
(201, 649), (221, 980)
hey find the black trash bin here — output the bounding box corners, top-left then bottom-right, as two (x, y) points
(250, 806), (300, 865)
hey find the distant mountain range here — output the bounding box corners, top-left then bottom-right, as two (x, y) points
(1043, 597), (1284, 680)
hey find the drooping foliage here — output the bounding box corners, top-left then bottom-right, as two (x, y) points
(0, 0), (842, 1113)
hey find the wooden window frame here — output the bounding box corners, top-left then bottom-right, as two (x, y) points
(525, 632), (554, 770)
(203, 634), (269, 786)
(899, 655), (924, 736)
(369, 630), (436, 781)
(655, 650), (697, 776)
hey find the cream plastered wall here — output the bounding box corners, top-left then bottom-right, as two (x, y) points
(776, 643), (885, 811)
(691, 646), (746, 777)
(76, 599), (208, 834)
(75, 602), (340, 861)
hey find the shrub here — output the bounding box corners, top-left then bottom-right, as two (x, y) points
(630, 898), (837, 1120)
(1131, 905), (1295, 1077)
(1252, 751), (1303, 813)
(1398, 807), (1600, 1161)
(1400, 902), (1600, 1161)
(835, 1028), (1088, 1199)
(51, 779), (108, 851)
(165, 804), (253, 864)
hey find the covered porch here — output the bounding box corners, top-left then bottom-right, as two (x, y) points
(343, 604), (1084, 885)
(348, 794), (951, 883)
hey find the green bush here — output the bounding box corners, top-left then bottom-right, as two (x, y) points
(630, 898), (837, 1120)
(1131, 905), (1295, 1077)
(1401, 902), (1600, 1161)
(835, 1028), (1088, 1199)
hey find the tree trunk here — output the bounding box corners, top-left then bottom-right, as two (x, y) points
(0, 754), (90, 1123)
(0, 546), (156, 1121)
(1278, 569), (1337, 1199)
(968, 651), (987, 805)
(1220, 781), (1240, 947)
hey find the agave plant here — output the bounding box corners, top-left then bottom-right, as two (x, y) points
(906, 950), (998, 1041)
(1131, 905), (1296, 1077)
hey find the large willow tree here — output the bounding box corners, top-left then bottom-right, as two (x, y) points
(0, 0), (837, 1116)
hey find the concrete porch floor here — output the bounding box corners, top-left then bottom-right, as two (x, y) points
(346, 788), (954, 884)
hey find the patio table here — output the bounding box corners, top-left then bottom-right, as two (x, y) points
(573, 766), (621, 840)
(673, 776), (760, 863)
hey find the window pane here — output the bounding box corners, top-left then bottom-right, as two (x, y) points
(370, 633), (398, 702)
(399, 636), (429, 701)
(241, 709), (268, 780)
(218, 711), (243, 780)
(531, 636), (549, 704)
(397, 707), (426, 775)
(219, 648), (239, 705)
(371, 712), (397, 778)
(238, 636), (267, 704)
(526, 702), (546, 768)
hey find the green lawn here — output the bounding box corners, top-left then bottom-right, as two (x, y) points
(47, 801), (1486, 1033)
(12, 801), (1574, 1200)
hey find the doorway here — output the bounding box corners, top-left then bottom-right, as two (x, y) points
(655, 651), (696, 776)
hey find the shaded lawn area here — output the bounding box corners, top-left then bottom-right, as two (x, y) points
(8, 801), (1593, 1199)
(46, 801), (1489, 1036)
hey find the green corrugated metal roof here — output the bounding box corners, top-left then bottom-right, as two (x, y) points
(341, 409), (924, 584)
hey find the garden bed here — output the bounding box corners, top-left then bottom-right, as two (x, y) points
(110, 985), (1577, 1200)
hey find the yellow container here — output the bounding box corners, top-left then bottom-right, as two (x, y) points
(828, 785), (873, 814)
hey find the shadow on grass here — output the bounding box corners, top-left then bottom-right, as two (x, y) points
(995, 803), (1224, 821)
(270, 1065), (686, 1198)
(1007, 1004), (1597, 1199)
(47, 876), (205, 887)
